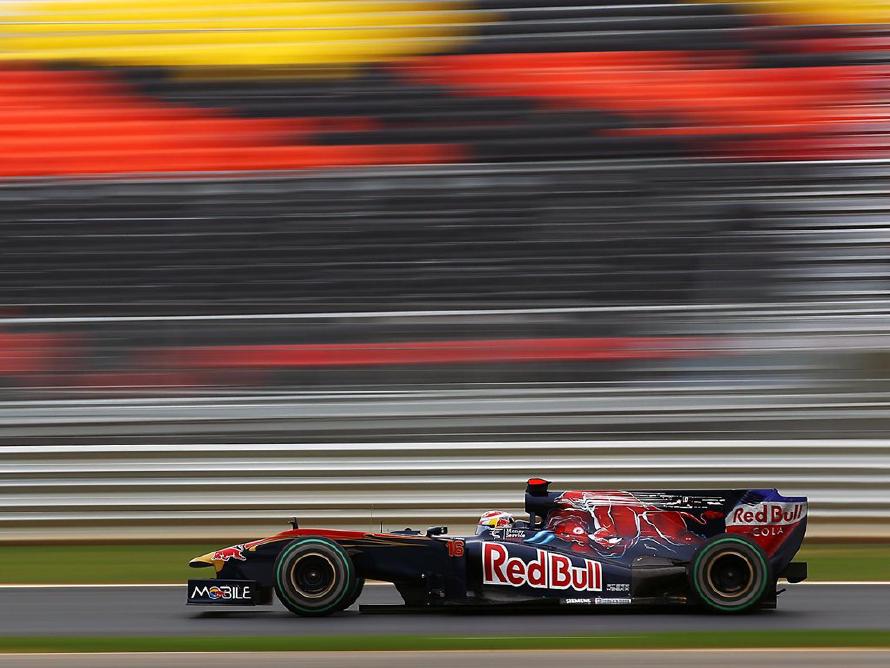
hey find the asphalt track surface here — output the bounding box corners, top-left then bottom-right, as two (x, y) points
(2, 652), (890, 668)
(1, 584), (887, 636)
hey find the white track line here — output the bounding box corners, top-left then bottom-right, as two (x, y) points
(783, 580), (890, 585)
(0, 581), (394, 588)
(0, 584), (182, 588)
(4, 649), (890, 656)
(0, 581), (887, 589)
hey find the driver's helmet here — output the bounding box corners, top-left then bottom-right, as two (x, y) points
(476, 510), (515, 534)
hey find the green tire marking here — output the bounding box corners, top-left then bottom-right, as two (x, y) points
(274, 537), (354, 615)
(691, 536), (769, 612)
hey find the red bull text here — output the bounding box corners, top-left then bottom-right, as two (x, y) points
(482, 543), (603, 591)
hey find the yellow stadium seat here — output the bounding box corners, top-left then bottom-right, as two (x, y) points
(694, 0), (890, 25)
(0, 0), (490, 67)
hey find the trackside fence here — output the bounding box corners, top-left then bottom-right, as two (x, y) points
(1, 439), (886, 540)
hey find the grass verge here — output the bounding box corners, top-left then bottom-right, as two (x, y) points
(0, 543), (216, 584)
(799, 544), (890, 581)
(0, 630), (888, 653)
(0, 542), (887, 584)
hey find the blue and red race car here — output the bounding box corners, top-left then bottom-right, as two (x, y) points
(187, 478), (807, 615)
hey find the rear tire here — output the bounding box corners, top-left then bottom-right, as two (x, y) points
(689, 535), (770, 613)
(273, 537), (356, 617)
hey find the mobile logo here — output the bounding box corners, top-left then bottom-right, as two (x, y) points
(190, 584), (252, 601)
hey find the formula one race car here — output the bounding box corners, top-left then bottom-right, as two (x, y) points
(187, 479), (807, 615)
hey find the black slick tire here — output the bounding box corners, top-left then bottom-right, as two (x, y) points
(273, 537), (357, 617)
(689, 535), (771, 614)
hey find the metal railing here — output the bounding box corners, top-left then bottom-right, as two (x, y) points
(2, 438), (886, 540)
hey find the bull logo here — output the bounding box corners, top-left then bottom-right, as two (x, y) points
(530, 491), (723, 558)
(212, 545), (247, 562)
(211, 537), (281, 563)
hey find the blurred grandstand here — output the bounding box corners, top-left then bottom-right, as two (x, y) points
(2, 1), (890, 538)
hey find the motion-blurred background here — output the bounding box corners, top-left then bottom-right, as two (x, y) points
(2, 0), (890, 543)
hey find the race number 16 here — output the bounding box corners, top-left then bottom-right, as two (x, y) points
(446, 540), (465, 558)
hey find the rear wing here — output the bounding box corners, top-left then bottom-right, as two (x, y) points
(523, 478), (807, 563)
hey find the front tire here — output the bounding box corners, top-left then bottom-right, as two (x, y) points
(340, 576), (365, 611)
(273, 537), (357, 617)
(689, 535), (770, 613)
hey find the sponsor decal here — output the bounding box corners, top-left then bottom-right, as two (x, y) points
(549, 490), (716, 557)
(595, 597), (632, 605)
(482, 543), (602, 591)
(562, 598), (593, 605)
(491, 528), (530, 542)
(211, 545), (247, 562)
(727, 502), (806, 527)
(606, 583), (630, 592)
(190, 584), (252, 601)
(208, 537), (280, 563)
(727, 499), (807, 556)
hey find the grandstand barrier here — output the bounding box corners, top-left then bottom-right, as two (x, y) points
(1, 438), (886, 540)
(3, 158), (887, 316)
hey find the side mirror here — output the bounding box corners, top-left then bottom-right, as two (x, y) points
(426, 526), (448, 537)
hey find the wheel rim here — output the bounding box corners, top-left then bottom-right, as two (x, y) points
(705, 550), (755, 599)
(289, 553), (337, 599)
